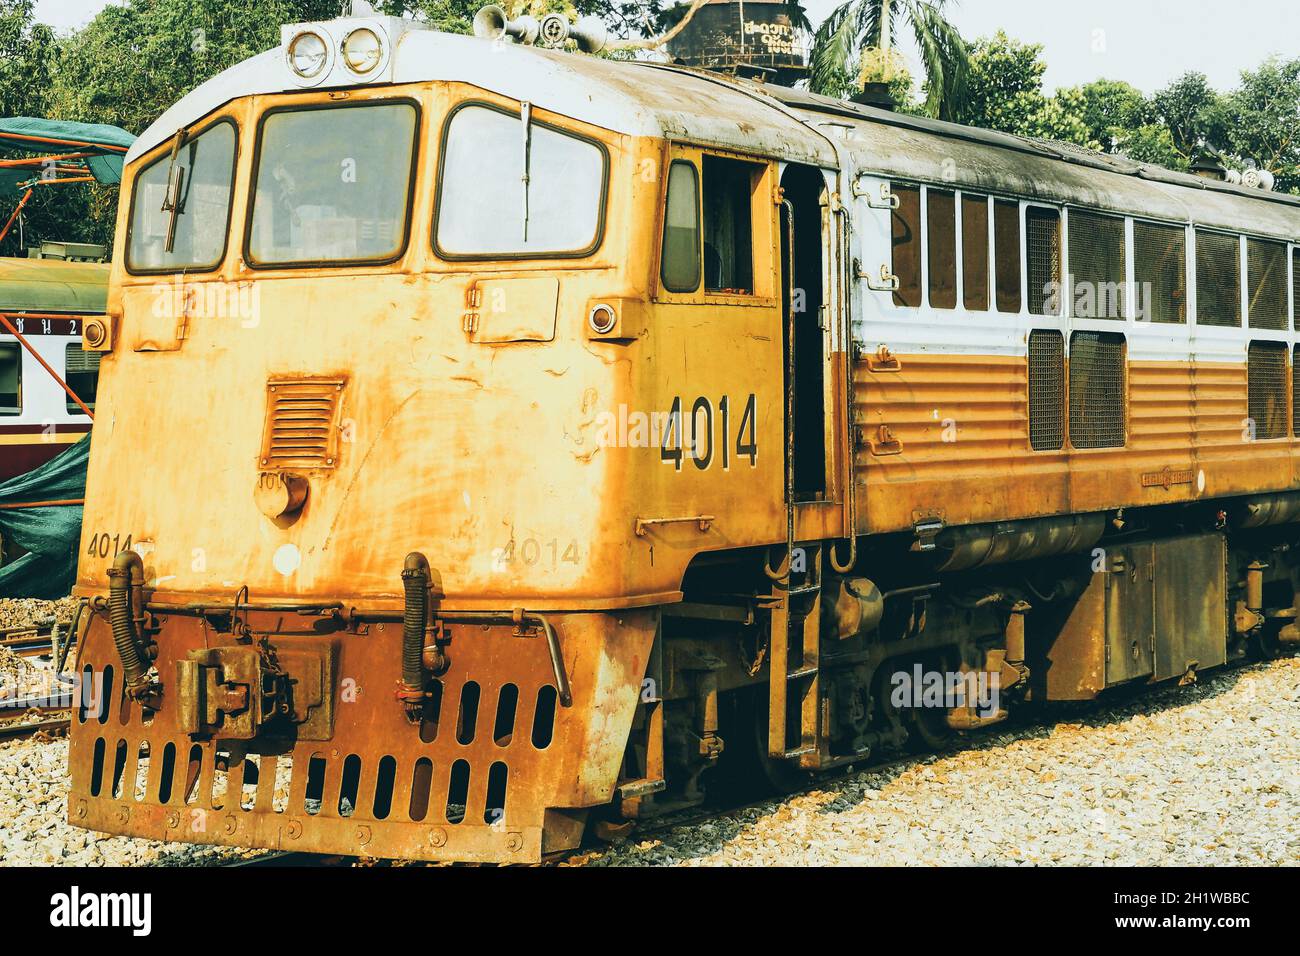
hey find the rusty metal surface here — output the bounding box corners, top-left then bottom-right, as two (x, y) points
(68, 606), (654, 862)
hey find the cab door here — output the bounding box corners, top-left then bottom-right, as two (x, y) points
(641, 145), (785, 551)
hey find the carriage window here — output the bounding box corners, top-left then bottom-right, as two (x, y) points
(1069, 210), (1125, 319)
(436, 104), (605, 258)
(1134, 221), (1186, 324)
(702, 155), (755, 294)
(1247, 238), (1287, 330)
(65, 344), (101, 415)
(891, 184), (921, 307)
(1195, 231), (1241, 327)
(994, 199), (1021, 313)
(0, 343), (19, 414)
(661, 161), (700, 293)
(1027, 206), (1062, 315)
(962, 194), (989, 311)
(127, 121), (235, 272)
(927, 189), (956, 310)
(250, 101), (418, 266)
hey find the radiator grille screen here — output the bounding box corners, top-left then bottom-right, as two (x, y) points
(1133, 221), (1186, 324)
(1294, 345), (1300, 437)
(1247, 341), (1287, 440)
(1294, 249), (1300, 331)
(1069, 331), (1126, 449)
(1195, 231), (1241, 327)
(1068, 211), (1125, 319)
(1028, 330), (1065, 451)
(1027, 207), (1062, 315)
(1248, 238), (1288, 330)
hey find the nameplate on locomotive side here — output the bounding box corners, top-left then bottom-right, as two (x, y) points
(1141, 467), (1195, 490)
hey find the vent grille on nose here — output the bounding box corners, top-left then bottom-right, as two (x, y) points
(260, 378), (344, 470)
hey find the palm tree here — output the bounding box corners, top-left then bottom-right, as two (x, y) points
(809, 0), (970, 120)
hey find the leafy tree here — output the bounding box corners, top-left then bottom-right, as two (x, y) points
(1223, 56), (1300, 193)
(1070, 78), (1150, 151)
(810, 0), (968, 119)
(0, 0), (55, 118)
(1149, 71), (1228, 163)
(952, 31), (1095, 148)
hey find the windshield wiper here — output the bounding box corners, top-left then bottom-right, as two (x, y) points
(160, 128), (191, 253)
(520, 101), (532, 242)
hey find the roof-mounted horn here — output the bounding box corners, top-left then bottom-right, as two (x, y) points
(472, 5), (540, 45)
(537, 13), (607, 53)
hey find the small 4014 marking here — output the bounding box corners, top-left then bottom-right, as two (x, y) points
(86, 532), (132, 560)
(660, 393), (757, 472)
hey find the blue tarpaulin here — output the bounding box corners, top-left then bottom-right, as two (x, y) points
(0, 436), (88, 599)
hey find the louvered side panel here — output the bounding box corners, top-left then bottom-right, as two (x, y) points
(1127, 361), (1194, 454)
(853, 352), (1070, 533)
(259, 378), (345, 471)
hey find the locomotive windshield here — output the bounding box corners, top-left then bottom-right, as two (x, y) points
(126, 120), (236, 273)
(433, 103), (606, 259)
(247, 100), (418, 267)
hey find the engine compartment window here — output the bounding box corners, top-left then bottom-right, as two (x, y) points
(1026, 206), (1062, 316)
(994, 199), (1021, 313)
(127, 121), (236, 273)
(891, 183), (921, 308)
(65, 344), (101, 415)
(702, 155), (756, 294)
(1133, 221), (1186, 324)
(1195, 230), (1242, 327)
(661, 161), (700, 292)
(962, 194), (989, 311)
(0, 342), (19, 414)
(927, 189), (957, 310)
(1069, 210), (1125, 319)
(248, 101), (418, 267)
(435, 104), (606, 258)
(1247, 238), (1287, 330)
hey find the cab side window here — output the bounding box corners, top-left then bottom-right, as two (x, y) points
(702, 155), (755, 294)
(661, 161), (701, 293)
(0, 343), (19, 415)
(65, 344), (101, 415)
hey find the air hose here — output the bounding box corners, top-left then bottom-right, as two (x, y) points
(106, 550), (152, 700)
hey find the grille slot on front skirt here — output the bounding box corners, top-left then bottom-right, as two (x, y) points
(260, 378), (344, 470)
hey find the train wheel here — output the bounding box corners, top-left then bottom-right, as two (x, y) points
(906, 707), (955, 753)
(711, 686), (807, 801)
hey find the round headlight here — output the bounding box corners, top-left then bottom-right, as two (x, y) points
(342, 28), (383, 75)
(287, 31), (329, 78)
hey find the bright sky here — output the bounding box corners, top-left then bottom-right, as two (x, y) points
(34, 0), (1300, 94)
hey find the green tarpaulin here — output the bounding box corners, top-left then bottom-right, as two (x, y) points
(0, 436), (88, 599)
(0, 117), (136, 193)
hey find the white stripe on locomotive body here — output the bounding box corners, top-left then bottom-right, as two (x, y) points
(846, 170), (1296, 366)
(0, 329), (91, 425)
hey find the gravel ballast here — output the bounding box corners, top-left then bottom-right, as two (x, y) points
(573, 655), (1300, 866)
(1, 645), (1295, 866)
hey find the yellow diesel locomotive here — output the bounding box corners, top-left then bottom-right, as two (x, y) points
(67, 9), (1300, 863)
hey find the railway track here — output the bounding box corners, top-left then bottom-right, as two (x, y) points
(0, 714), (70, 742)
(0, 622), (66, 659)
